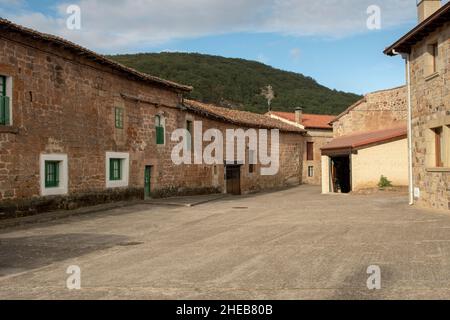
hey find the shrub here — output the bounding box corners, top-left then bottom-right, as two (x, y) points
(378, 175), (393, 189)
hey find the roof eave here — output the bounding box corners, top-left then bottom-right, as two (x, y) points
(384, 2), (450, 56)
(0, 18), (192, 93)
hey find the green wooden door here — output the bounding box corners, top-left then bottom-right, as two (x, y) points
(144, 166), (152, 199)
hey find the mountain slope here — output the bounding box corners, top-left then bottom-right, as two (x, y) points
(109, 52), (361, 115)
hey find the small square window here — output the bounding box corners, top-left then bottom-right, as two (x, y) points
(45, 161), (60, 188)
(115, 107), (124, 129)
(109, 158), (122, 181)
(106, 152), (129, 188)
(308, 166), (314, 177)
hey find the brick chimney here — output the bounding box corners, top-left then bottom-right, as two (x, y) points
(295, 107), (303, 125)
(417, 0), (442, 23)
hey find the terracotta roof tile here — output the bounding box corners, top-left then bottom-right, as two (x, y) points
(269, 111), (335, 129)
(184, 100), (305, 133)
(321, 126), (407, 151)
(0, 18), (192, 92)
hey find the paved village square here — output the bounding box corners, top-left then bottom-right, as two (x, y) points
(1, 186), (450, 300)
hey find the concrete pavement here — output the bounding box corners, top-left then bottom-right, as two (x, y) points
(1, 185), (450, 299)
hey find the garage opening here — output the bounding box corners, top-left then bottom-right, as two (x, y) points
(330, 156), (351, 193)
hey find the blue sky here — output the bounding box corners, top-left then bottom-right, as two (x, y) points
(1, 0), (444, 95)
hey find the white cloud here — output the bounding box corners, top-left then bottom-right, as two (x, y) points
(2, 0), (418, 52)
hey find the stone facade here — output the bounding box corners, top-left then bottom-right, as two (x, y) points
(409, 21), (450, 211)
(332, 86), (407, 137)
(267, 112), (334, 186)
(322, 86), (408, 193)
(0, 25), (304, 218)
(302, 130), (333, 185)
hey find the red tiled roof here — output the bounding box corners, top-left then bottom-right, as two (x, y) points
(321, 126), (407, 152)
(269, 111), (335, 129)
(184, 100), (305, 133)
(0, 18), (192, 92)
(384, 1), (450, 56)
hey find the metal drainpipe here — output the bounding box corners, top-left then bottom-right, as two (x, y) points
(395, 50), (414, 205)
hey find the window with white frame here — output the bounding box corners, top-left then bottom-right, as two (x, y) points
(40, 154), (68, 196)
(308, 166), (314, 177)
(106, 152), (129, 188)
(0, 75), (12, 126)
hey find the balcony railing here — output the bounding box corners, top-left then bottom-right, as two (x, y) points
(0, 95), (10, 125)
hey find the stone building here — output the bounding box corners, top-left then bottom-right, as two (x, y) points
(320, 86), (408, 193)
(0, 19), (305, 218)
(331, 86), (407, 137)
(267, 110), (334, 185)
(385, 0), (450, 210)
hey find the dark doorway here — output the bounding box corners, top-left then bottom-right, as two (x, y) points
(226, 165), (241, 195)
(144, 166), (152, 199)
(331, 156), (351, 193)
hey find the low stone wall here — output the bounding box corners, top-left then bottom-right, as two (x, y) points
(0, 188), (143, 220)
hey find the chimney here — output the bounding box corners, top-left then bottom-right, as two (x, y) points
(295, 107), (303, 125)
(417, 0), (441, 23)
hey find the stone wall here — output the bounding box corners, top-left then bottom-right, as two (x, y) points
(333, 86), (407, 137)
(0, 30), (304, 218)
(409, 21), (450, 211)
(302, 130), (333, 185)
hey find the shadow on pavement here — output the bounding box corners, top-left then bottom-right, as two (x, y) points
(0, 233), (129, 277)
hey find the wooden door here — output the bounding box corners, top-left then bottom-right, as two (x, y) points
(226, 166), (241, 195)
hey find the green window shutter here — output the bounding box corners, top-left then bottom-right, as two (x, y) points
(156, 126), (164, 145)
(55, 162), (60, 186)
(0, 76), (9, 125)
(45, 161), (59, 188)
(0, 76), (5, 96)
(109, 159), (115, 180)
(0, 96), (4, 125)
(115, 108), (123, 128)
(110, 159), (122, 181)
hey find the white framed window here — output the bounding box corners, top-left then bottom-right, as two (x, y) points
(40, 154), (68, 196)
(308, 166), (314, 177)
(106, 152), (129, 188)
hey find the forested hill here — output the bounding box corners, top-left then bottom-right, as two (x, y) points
(109, 52), (361, 115)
